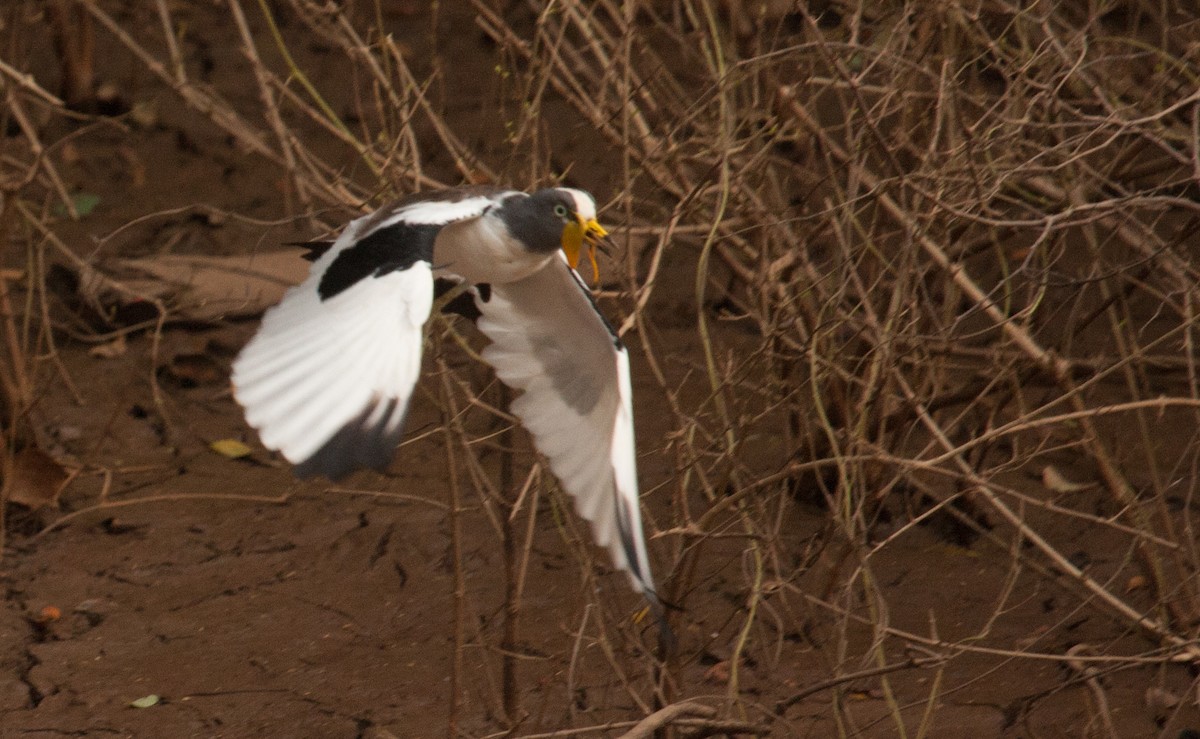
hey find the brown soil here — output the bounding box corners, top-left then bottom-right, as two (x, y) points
(3, 3), (1199, 738)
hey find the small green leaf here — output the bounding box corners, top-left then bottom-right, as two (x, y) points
(52, 192), (102, 218)
(130, 694), (160, 708)
(72, 192), (101, 216)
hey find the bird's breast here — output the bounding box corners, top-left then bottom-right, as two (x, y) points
(432, 214), (555, 284)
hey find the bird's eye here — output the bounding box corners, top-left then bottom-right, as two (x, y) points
(554, 204), (569, 218)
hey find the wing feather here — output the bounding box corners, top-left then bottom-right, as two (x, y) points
(232, 211), (437, 478)
(474, 259), (660, 610)
(234, 188), (667, 635)
(257, 326), (387, 453)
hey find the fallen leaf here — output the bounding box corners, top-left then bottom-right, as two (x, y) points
(703, 660), (731, 684)
(37, 605), (61, 623)
(160, 353), (223, 387)
(1145, 686), (1180, 710)
(3, 445), (68, 509)
(117, 145), (146, 188)
(129, 694), (160, 709)
(113, 249), (310, 321)
(73, 598), (117, 622)
(210, 439), (252, 459)
(1125, 575), (1147, 593)
(52, 191), (101, 218)
(129, 99), (158, 129)
(101, 517), (143, 535)
(89, 334), (127, 359)
(1042, 465), (1092, 494)
(60, 140), (81, 165)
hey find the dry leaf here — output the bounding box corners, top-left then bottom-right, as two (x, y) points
(115, 250), (309, 320)
(3, 445), (69, 509)
(129, 99), (158, 129)
(37, 605), (61, 623)
(703, 660), (731, 684)
(129, 694), (160, 709)
(1041, 465), (1091, 494)
(60, 140), (81, 165)
(89, 334), (127, 359)
(117, 145), (146, 188)
(73, 598), (117, 621)
(1125, 575), (1147, 593)
(210, 439), (252, 459)
(73, 249), (310, 323)
(1145, 686), (1180, 710)
(161, 352), (223, 387)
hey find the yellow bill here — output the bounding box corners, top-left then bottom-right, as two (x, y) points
(562, 216), (608, 282)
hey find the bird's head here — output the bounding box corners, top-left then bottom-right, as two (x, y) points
(554, 188), (609, 277)
(506, 188), (608, 279)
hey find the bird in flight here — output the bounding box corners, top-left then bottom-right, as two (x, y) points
(231, 185), (664, 627)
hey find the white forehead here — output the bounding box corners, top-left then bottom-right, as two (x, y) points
(560, 188), (597, 219)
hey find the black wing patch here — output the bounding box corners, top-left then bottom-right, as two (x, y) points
(434, 279), (491, 321)
(292, 397), (407, 480)
(286, 240), (336, 262)
(613, 491), (674, 647)
(318, 222), (441, 300)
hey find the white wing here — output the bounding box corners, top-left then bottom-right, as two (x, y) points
(364, 186), (510, 228)
(474, 258), (660, 608)
(232, 193), (505, 479)
(231, 213), (435, 479)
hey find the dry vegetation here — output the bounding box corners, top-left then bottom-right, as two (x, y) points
(3, 0), (1200, 736)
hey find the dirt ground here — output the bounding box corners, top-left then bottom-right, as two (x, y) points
(3, 2), (1200, 737)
